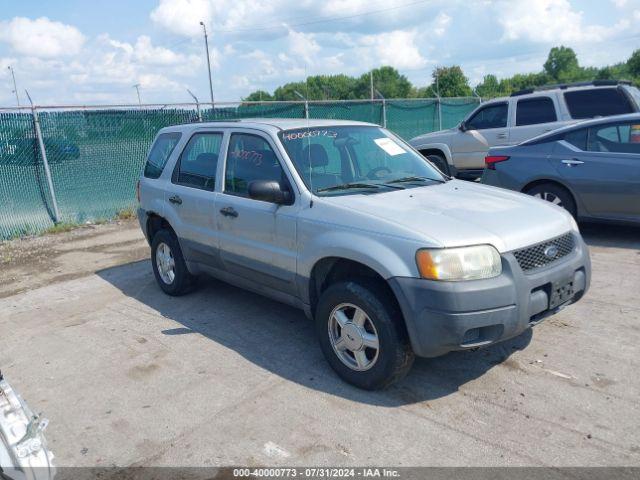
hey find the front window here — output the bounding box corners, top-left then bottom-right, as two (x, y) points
(465, 103), (508, 130)
(279, 126), (445, 196)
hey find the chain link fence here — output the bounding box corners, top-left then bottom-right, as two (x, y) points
(0, 97), (479, 240)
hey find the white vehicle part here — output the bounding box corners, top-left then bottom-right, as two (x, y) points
(0, 373), (55, 480)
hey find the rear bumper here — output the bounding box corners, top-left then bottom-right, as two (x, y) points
(389, 233), (591, 357)
(137, 208), (151, 244)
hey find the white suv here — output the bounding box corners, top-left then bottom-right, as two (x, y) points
(410, 81), (640, 179)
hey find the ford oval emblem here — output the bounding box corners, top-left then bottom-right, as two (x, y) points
(544, 245), (559, 259)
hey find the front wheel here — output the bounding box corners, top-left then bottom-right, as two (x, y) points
(315, 280), (414, 390)
(425, 153), (450, 176)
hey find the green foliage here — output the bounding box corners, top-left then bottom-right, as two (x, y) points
(544, 46), (580, 81)
(432, 66), (472, 97)
(243, 90), (273, 102)
(628, 49), (640, 77)
(243, 46), (640, 102)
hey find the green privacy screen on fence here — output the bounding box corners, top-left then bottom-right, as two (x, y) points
(0, 98), (479, 240)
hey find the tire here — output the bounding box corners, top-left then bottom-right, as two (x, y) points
(525, 183), (577, 218)
(425, 153), (450, 176)
(150, 229), (195, 296)
(315, 280), (414, 390)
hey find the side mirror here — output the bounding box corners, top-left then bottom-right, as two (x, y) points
(248, 180), (292, 205)
(459, 121), (467, 132)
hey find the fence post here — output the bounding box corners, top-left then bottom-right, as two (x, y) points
(304, 100), (309, 119)
(382, 99), (387, 128)
(26, 93), (61, 223)
(437, 96), (442, 131)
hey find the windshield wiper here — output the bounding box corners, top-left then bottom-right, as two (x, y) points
(387, 175), (446, 184)
(316, 182), (382, 193)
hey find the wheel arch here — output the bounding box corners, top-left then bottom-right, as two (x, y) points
(146, 213), (177, 245)
(521, 178), (582, 216)
(308, 257), (403, 322)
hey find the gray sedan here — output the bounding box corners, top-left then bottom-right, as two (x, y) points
(481, 113), (640, 224)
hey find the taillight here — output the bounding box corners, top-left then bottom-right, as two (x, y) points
(484, 155), (510, 170)
(136, 180), (141, 203)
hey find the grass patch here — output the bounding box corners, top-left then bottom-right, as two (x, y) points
(44, 222), (80, 235)
(116, 207), (137, 220)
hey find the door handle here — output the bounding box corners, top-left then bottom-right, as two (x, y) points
(220, 206), (238, 218)
(496, 133), (508, 139)
(561, 159), (584, 166)
(169, 195), (182, 205)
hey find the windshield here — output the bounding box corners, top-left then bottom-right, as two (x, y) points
(278, 126), (446, 196)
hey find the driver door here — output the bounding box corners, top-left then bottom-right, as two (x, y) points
(216, 131), (299, 296)
(452, 101), (509, 170)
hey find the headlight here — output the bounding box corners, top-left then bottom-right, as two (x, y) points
(416, 245), (502, 281)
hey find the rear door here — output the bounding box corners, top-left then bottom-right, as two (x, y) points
(551, 121), (640, 220)
(509, 95), (563, 144)
(452, 101), (509, 170)
(216, 130), (299, 296)
(167, 130), (226, 268)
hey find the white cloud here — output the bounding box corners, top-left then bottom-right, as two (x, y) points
(287, 30), (321, 65)
(359, 30), (428, 69)
(150, 0), (214, 37)
(432, 12), (451, 37)
(0, 17), (85, 58)
(498, 0), (625, 43)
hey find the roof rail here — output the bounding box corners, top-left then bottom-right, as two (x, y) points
(510, 80), (632, 97)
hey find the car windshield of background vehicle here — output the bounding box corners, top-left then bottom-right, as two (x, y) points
(278, 126), (445, 196)
(564, 88), (634, 119)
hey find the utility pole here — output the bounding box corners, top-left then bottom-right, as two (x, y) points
(200, 21), (214, 106)
(133, 84), (142, 105)
(7, 66), (19, 106)
(370, 70), (374, 101)
(294, 90), (308, 119)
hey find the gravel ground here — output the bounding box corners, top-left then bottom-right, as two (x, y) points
(0, 221), (639, 467)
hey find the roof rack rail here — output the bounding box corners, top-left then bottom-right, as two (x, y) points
(510, 80), (632, 97)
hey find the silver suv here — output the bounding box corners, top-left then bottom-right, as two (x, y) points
(410, 81), (640, 179)
(137, 119), (591, 389)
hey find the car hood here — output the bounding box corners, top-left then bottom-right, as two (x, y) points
(320, 180), (575, 252)
(409, 127), (457, 146)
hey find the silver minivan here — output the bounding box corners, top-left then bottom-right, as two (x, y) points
(137, 119), (591, 389)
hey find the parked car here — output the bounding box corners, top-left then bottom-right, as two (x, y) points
(481, 114), (640, 225)
(0, 371), (55, 480)
(137, 119), (590, 390)
(409, 80), (640, 179)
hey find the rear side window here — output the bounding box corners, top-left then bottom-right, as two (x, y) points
(563, 128), (588, 150)
(173, 132), (223, 191)
(144, 132), (181, 179)
(564, 88), (634, 119)
(466, 103), (508, 130)
(516, 97), (557, 126)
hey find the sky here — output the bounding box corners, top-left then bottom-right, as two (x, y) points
(0, 0), (639, 106)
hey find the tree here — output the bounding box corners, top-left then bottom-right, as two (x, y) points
(544, 46), (579, 82)
(243, 90), (273, 102)
(475, 74), (502, 99)
(432, 66), (472, 97)
(355, 67), (412, 99)
(628, 49), (640, 78)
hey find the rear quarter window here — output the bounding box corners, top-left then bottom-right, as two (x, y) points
(564, 88), (634, 119)
(144, 132), (181, 179)
(516, 97), (557, 126)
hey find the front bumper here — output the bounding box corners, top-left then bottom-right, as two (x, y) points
(389, 233), (591, 357)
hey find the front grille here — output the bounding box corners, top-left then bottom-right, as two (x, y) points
(513, 233), (575, 272)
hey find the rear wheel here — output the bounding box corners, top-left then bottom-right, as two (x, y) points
(525, 183), (577, 218)
(315, 280), (414, 390)
(424, 153), (450, 176)
(151, 229), (195, 296)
